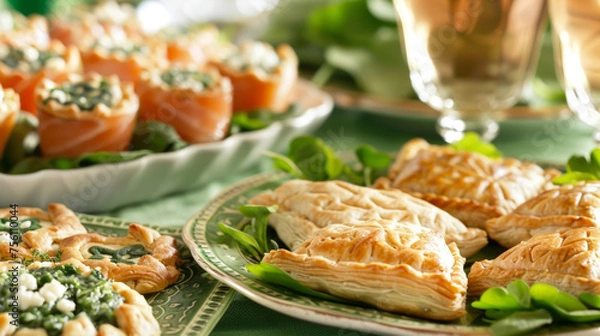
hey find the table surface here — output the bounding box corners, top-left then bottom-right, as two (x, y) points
(102, 105), (596, 336)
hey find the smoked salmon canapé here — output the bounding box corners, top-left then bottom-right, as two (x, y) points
(35, 73), (139, 158)
(0, 10), (49, 48)
(49, 0), (143, 48)
(0, 40), (82, 115)
(0, 85), (19, 159)
(159, 25), (232, 66)
(136, 67), (233, 144)
(211, 41), (298, 113)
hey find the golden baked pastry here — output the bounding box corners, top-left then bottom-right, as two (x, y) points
(0, 259), (160, 336)
(486, 182), (600, 248)
(0, 203), (87, 260)
(374, 138), (560, 229)
(60, 223), (180, 294)
(468, 227), (600, 296)
(263, 220), (468, 321)
(249, 179), (487, 257)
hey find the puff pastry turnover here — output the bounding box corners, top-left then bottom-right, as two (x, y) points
(0, 203), (87, 260)
(249, 179), (487, 258)
(60, 223), (180, 294)
(487, 182), (600, 248)
(468, 227), (600, 296)
(0, 259), (160, 336)
(263, 220), (468, 321)
(374, 138), (560, 229)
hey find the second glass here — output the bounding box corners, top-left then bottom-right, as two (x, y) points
(394, 0), (548, 142)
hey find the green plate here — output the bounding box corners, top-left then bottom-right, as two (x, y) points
(77, 214), (235, 336)
(183, 172), (600, 336)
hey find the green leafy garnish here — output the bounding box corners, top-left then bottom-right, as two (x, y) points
(218, 205), (278, 261)
(246, 262), (355, 304)
(553, 148), (600, 185)
(0, 112), (39, 172)
(44, 80), (113, 111)
(449, 133), (502, 159)
(229, 104), (301, 135)
(129, 120), (188, 153)
(266, 135), (392, 186)
(472, 280), (600, 335)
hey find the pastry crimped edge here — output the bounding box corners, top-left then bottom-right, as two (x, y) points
(0, 203), (87, 260)
(60, 223), (180, 294)
(0, 259), (160, 336)
(468, 227), (600, 297)
(263, 222), (468, 321)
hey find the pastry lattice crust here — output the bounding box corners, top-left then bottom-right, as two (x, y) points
(249, 179), (487, 258)
(60, 223), (180, 294)
(263, 220), (468, 321)
(374, 138), (560, 229)
(0, 203), (87, 260)
(486, 182), (600, 248)
(468, 227), (600, 296)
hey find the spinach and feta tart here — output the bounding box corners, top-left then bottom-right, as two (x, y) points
(35, 73), (139, 158)
(0, 260), (160, 336)
(0, 45), (63, 73)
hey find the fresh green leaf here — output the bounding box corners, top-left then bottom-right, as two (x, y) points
(449, 133), (502, 159)
(355, 145), (392, 170)
(287, 136), (344, 181)
(246, 262), (355, 304)
(553, 172), (598, 185)
(471, 287), (525, 310)
(218, 222), (262, 261)
(580, 293), (600, 309)
(530, 283), (586, 311)
(76, 151), (152, 167)
(263, 151), (305, 179)
(566, 155), (595, 174)
(506, 280), (532, 309)
(1, 112), (39, 173)
(590, 149), (600, 176)
(238, 205), (278, 219)
(130, 120), (187, 153)
(229, 104), (301, 135)
(490, 309), (552, 336)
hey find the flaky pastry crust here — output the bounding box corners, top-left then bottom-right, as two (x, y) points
(263, 220), (467, 321)
(60, 223), (180, 294)
(374, 138), (560, 229)
(249, 179), (487, 257)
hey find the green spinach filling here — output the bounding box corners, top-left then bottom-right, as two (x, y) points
(0, 264), (124, 336)
(0, 48), (61, 72)
(88, 244), (150, 264)
(0, 218), (42, 243)
(160, 69), (214, 89)
(44, 80), (113, 111)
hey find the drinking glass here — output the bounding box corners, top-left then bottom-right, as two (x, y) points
(393, 0), (548, 143)
(549, 0), (600, 144)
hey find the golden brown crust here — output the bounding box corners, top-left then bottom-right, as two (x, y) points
(468, 227), (600, 296)
(249, 179), (487, 258)
(263, 220), (467, 321)
(486, 182), (600, 248)
(60, 223), (180, 294)
(0, 203), (87, 260)
(374, 138), (560, 229)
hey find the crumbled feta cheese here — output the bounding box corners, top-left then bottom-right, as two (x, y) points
(45, 57), (66, 71)
(0, 11), (13, 32)
(20, 220), (31, 229)
(22, 47), (39, 62)
(19, 273), (37, 290)
(39, 279), (67, 303)
(56, 298), (76, 313)
(50, 89), (68, 104)
(0, 45), (9, 59)
(18, 287), (45, 309)
(0, 232), (12, 244)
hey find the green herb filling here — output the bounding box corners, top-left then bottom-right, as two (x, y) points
(44, 80), (114, 111)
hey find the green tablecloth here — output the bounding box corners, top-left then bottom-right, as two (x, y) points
(103, 106), (596, 335)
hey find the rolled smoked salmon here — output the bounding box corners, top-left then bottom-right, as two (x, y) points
(35, 73), (139, 158)
(211, 42), (298, 113)
(136, 67), (233, 144)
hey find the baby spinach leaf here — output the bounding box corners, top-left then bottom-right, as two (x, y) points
(287, 136), (344, 181)
(263, 151), (306, 179)
(218, 222), (262, 261)
(246, 262), (355, 304)
(553, 172), (598, 185)
(9, 151), (152, 174)
(472, 287), (525, 311)
(580, 293), (600, 309)
(355, 145), (392, 170)
(490, 309), (552, 336)
(229, 104), (301, 135)
(507, 280), (532, 309)
(449, 133), (502, 159)
(553, 148), (600, 185)
(130, 120), (187, 153)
